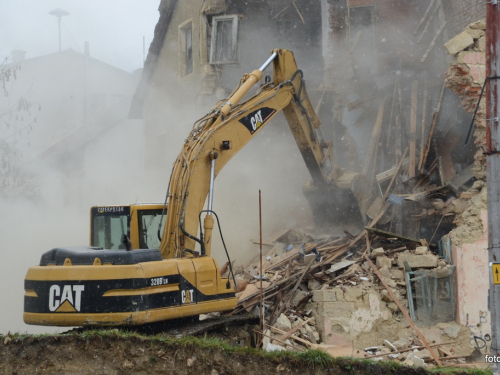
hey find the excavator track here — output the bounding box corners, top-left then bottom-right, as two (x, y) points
(65, 315), (258, 338)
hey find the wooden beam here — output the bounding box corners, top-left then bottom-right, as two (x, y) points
(362, 96), (388, 175)
(385, 83), (398, 150)
(292, 1), (305, 24)
(419, 80), (428, 172)
(409, 80), (418, 178)
(413, 0), (436, 36)
(275, 317), (314, 343)
(420, 22), (447, 63)
(383, 148), (408, 202)
(364, 226), (420, 243)
(364, 254), (443, 366)
(284, 261), (314, 308)
(350, 151), (407, 247)
(437, 347), (453, 357)
(416, 1), (439, 44)
(376, 158), (409, 183)
(272, 2), (293, 20)
(366, 340), (457, 359)
(419, 81), (446, 174)
(395, 77), (403, 162)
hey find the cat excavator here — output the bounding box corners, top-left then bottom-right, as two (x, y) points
(24, 49), (369, 327)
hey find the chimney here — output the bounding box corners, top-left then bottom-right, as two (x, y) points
(12, 50), (26, 64)
(84, 41), (90, 57)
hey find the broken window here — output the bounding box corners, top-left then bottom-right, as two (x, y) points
(210, 15), (238, 64)
(179, 20), (193, 76)
(407, 266), (457, 325)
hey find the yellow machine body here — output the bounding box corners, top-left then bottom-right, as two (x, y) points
(24, 204), (236, 326)
(24, 49), (367, 327)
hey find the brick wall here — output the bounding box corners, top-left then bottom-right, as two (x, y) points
(441, 0), (485, 37)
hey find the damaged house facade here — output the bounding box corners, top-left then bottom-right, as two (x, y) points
(132, 0), (491, 366)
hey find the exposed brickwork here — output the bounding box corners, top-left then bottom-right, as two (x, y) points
(444, 14), (487, 181)
(441, 0), (485, 38)
(445, 61), (486, 180)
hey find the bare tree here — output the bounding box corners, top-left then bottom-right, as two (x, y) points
(0, 53), (40, 200)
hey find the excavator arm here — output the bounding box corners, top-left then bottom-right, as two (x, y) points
(159, 49), (367, 259)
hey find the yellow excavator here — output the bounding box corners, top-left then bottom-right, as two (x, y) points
(24, 49), (369, 326)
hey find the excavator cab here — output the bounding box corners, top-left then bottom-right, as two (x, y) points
(90, 204), (166, 250)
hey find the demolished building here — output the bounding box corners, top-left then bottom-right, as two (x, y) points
(132, 0), (490, 369)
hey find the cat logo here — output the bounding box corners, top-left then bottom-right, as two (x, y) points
(239, 107), (276, 134)
(250, 110), (264, 131)
(49, 285), (85, 312)
(181, 289), (195, 304)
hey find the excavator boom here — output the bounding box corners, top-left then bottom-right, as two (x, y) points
(160, 49), (366, 259)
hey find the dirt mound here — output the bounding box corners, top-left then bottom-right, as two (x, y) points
(0, 332), (486, 375)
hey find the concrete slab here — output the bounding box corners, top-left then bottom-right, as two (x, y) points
(465, 27), (485, 40)
(313, 289), (337, 302)
(397, 253), (438, 269)
(275, 313), (292, 331)
(376, 255), (392, 269)
(372, 248), (385, 258)
(444, 31), (474, 55)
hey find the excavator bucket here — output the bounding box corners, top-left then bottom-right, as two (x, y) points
(303, 168), (372, 233)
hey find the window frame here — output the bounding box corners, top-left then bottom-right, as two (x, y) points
(179, 19), (194, 76)
(209, 14), (239, 65)
(91, 206), (131, 250)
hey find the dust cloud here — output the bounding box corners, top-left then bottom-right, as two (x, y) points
(0, 0), (475, 335)
(0, 1), (159, 334)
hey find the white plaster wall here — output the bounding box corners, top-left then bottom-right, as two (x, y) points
(452, 209), (490, 349)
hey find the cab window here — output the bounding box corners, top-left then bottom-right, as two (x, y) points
(138, 209), (165, 249)
(91, 207), (130, 249)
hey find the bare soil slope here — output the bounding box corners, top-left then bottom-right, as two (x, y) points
(0, 333), (487, 375)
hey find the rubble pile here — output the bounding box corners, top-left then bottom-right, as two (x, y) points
(219, 16), (490, 370)
(223, 228), (476, 368)
(219, 19), (494, 366)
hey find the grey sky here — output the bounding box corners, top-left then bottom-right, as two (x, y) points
(0, 1), (160, 73)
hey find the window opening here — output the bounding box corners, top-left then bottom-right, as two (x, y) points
(210, 15), (239, 64)
(186, 27), (193, 74)
(179, 20), (193, 76)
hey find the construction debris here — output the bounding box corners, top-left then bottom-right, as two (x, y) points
(223, 221), (474, 367)
(221, 16), (489, 370)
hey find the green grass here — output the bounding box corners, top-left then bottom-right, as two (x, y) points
(0, 330), (492, 374)
(295, 349), (334, 368)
